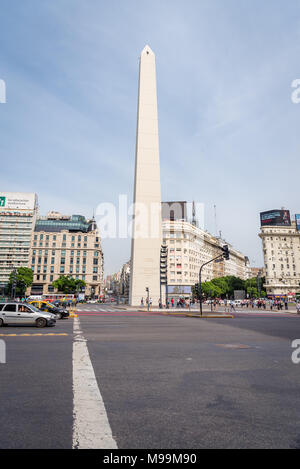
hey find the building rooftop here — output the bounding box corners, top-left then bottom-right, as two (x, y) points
(35, 214), (95, 233)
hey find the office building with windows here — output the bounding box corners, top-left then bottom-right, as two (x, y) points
(162, 201), (248, 298)
(0, 192), (38, 288)
(28, 212), (104, 297)
(259, 209), (300, 297)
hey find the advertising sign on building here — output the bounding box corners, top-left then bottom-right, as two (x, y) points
(260, 209), (291, 227)
(0, 192), (37, 211)
(295, 214), (300, 231)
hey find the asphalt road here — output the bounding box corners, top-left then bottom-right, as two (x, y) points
(1, 304), (300, 449)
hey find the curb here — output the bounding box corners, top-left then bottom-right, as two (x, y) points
(186, 314), (234, 319)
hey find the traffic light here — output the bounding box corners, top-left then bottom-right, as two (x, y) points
(194, 283), (199, 299)
(222, 245), (229, 260)
(11, 268), (17, 299)
(160, 245), (168, 285)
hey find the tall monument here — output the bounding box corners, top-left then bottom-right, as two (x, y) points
(129, 45), (162, 306)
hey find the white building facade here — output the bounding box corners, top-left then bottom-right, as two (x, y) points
(259, 218), (300, 297)
(162, 219), (248, 297)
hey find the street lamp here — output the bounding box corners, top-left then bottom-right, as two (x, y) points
(199, 245), (230, 316)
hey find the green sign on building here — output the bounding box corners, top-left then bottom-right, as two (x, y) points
(0, 197), (6, 207)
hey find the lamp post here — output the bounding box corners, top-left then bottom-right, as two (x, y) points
(199, 245), (230, 316)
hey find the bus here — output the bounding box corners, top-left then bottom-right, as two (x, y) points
(27, 293), (75, 305)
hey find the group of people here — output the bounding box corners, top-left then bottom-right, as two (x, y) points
(140, 296), (300, 313)
(141, 297), (194, 309)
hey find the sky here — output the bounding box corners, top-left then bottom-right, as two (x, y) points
(0, 0), (300, 275)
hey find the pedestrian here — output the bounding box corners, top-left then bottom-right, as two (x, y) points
(149, 298), (152, 310)
(141, 297), (144, 306)
(297, 302), (300, 315)
(171, 298), (174, 308)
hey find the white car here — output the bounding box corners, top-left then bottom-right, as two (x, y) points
(0, 302), (56, 327)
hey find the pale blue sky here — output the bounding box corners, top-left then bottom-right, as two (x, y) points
(0, 0), (300, 274)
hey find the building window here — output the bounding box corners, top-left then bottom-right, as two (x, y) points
(60, 266), (65, 273)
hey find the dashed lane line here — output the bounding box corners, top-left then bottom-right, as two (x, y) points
(72, 316), (117, 449)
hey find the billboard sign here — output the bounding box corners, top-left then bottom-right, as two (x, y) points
(0, 192), (37, 211)
(167, 285), (192, 295)
(260, 209), (291, 227)
(295, 214), (300, 231)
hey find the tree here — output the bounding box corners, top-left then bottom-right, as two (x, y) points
(6, 267), (33, 297)
(52, 276), (86, 294)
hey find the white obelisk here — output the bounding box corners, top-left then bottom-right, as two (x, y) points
(129, 45), (162, 307)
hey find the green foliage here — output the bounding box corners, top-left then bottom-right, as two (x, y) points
(6, 267), (33, 297)
(193, 276), (266, 299)
(52, 276), (86, 294)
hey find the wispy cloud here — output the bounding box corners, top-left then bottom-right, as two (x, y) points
(0, 0), (300, 273)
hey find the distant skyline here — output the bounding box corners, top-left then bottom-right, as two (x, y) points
(1, 0), (300, 274)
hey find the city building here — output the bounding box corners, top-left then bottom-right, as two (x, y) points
(259, 209), (300, 297)
(162, 201), (249, 298)
(246, 267), (265, 280)
(28, 212), (104, 297)
(120, 261), (130, 300)
(0, 192), (38, 288)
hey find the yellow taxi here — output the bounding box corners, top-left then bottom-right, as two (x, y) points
(28, 300), (69, 319)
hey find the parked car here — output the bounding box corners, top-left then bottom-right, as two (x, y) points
(28, 300), (69, 319)
(0, 302), (56, 328)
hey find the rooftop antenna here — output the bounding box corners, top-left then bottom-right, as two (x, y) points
(192, 201), (197, 226)
(214, 204), (218, 237)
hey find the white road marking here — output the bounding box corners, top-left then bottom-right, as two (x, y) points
(72, 316), (117, 449)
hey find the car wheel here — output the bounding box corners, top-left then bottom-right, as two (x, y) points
(0, 318), (4, 327)
(56, 312), (62, 320)
(36, 318), (47, 328)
